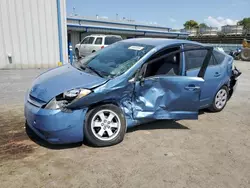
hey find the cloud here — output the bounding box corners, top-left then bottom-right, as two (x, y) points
(169, 18), (176, 23)
(204, 16), (238, 28)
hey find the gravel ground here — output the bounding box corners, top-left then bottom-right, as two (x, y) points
(0, 61), (250, 188)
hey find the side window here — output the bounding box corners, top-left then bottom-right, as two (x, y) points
(88, 37), (95, 44)
(104, 36), (122, 45)
(81, 37), (89, 44)
(213, 50), (225, 64)
(144, 47), (181, 78)
(184, 44), (207, 71)
(95, 37), (103, 45)
(208, 55), (217, 66)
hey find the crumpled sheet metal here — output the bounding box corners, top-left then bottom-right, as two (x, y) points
(69, 74), (201, 128)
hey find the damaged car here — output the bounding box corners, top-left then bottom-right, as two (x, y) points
(25, 38), (241, 146)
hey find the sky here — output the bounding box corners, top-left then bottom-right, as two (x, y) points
(66, 0), (250, 29)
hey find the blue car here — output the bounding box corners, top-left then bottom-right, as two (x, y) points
(25, 38), (241, 146)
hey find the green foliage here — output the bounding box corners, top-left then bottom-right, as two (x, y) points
(184, 20), (199, 29)
(199, 23), (209, 28)
(238, 17), (250, 29)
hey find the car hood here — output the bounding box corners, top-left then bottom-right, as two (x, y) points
(29, 65), (108, 103)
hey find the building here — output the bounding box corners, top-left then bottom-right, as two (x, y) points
(0, 0), (188, 69)
(0, 0), (67, 69)
(67, 16), (189, 54)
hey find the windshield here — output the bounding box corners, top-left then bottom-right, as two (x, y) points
(77, 42), (154, 78)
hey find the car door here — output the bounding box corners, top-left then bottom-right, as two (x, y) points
(79, 37), (90, 57)
(93, 37), (103, 52)
(85, 37), (95, 56)
(132, 45), (213, 120)
(184, 45), (225, 108)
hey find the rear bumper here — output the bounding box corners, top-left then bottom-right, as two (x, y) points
(24, 101), (87, 144)
(229, 67), (241, 99)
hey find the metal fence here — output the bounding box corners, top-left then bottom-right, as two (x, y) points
(208, 43), (243, 54)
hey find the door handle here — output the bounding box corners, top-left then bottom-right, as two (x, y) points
(214, 72), (221, 77)
(185, 84), (200, 91)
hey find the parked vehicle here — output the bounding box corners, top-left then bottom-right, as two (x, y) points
(229, 47), (242, 60)
(25, 38), (241, 147)
(75, 34), (123, 58)
(240, 39), (250, 61)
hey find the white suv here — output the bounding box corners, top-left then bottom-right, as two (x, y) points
(75, 35), (123, 58)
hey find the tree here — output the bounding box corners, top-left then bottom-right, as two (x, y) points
(237, 17), (250, 29)
(199, 23), (209, 28)
(183, 20), (199, 29)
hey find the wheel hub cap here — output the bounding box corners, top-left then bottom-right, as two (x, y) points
(91, 109), (121, 141)
(215, 89), (227, 109)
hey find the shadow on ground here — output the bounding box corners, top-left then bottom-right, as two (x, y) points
(128, 120), (189, 133)
(25, 124), (83, 150)
(26, 119), (189, 149)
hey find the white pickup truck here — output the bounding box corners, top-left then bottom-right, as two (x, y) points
(75, 34), (123, 58)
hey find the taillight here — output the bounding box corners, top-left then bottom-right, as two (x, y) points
(101, 46), (104, 49)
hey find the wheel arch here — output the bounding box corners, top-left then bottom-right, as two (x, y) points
(84, 99), (129, 129)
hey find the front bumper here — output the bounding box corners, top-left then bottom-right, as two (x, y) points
(24, 101), (87, 144)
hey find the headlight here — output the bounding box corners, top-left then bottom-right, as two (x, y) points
(44, 89), (91, 110)
(64, 89), (91, 99)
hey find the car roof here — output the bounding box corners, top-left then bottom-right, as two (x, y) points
(89, 34), (122, 37)
(122, 38), (204, 47)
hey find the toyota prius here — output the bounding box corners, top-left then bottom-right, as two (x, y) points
(25, 38), (241, 146)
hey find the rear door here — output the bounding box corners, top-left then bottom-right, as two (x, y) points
(85, 37), (95, 56)
(132, 46), (213, 120)
(93, 37), (103, 52)
(79, 37), (90, 57)
(184, 45), (226, 108)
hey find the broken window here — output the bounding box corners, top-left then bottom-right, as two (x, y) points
(144, 47), (181, 78)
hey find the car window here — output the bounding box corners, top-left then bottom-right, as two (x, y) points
(185, 49), (207, 71)
(144, 47), (181, 78)
(78, 42), (154, 78)
(104, 36), (122, 45)
(95, 37), (103, 45)
(213, 50), (225, 64)
(208, 55), (217, 66)
(88, 37), (95, 44)
(81, 37), (89, 44)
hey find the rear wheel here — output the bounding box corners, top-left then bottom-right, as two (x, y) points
(209, 86), (228, 112)
(84, 104), (126, 147)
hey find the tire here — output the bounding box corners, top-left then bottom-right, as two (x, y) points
(84, 104), (126, 147)
(92, 50), (96, 53)
(75, 48), (80, 59)
(240, 48), (250, 61)
(209, 86), (228, 112)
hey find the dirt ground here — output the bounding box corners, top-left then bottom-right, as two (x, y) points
(0, 61), (250, 188)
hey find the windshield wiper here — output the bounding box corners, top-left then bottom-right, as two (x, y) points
(80, 65), (103, 77)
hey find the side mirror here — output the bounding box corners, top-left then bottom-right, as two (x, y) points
(128, 77), (136, 83)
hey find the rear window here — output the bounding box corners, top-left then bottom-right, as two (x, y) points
(88, 37), (95, 44)
(104, 36), (122, 45)
(213, 50), (225, 64)
(185, 50), (207, 71)
(95, 37), (103, 45)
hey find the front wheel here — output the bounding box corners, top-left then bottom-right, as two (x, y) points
(84, 104), (126, 147)
(209, 86), (228, 112)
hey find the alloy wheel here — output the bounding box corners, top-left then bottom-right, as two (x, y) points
(215, 88), (228, 109)
(91, 109), (121, 141)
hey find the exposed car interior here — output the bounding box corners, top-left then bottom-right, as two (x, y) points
(143, 47), (181, 78)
